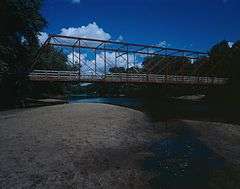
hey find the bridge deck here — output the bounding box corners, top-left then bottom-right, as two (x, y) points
(29, 70), (228, 85)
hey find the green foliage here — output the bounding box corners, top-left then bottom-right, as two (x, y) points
(106, 40), (240, 99)
(30, 47), (70, 99)
(36, 46), (69, 71)
(209, 40), (232, 77)
(192, 56), (211, 76)
(126, 66), (143, 73)
(231, 41), (240, 81)
(142, 55), (192, 75)
(109, 66), (126, 73)
(0, 0), (46, 71)
(204, 41), (240, 109)
(142, 41), (240, 80)
(0, 0), (71, 106)
(109, 66), (144, 74)
(0, 0), (46, 106)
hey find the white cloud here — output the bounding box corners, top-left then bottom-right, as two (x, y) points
(67, 52), (95, 75)
(38, 32), (48, 45)
(53, 22), (112, 47)
(116, 35), (124, 42)
(157, 41), (171, 48)
(228, 41), (234, 48)
(60, 22), (111, 41)
(97, 52), (136, 68)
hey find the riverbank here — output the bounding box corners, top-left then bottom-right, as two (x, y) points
(2, 95), (240, 125)
(25, 98), (67, 108)
(69, 95), (240, 124)
(0, 103), (239, 188)
(0, 103), (155, 188)
(0, 98), (67, 111)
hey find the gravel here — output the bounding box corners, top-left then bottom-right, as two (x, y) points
(0, 103), (154, 189)
(1, 103), (239, 188)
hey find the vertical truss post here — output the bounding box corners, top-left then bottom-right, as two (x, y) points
(165, 49), (169, 79)
(133, 53), (136, 67)
(104, 45), (106, 77)
(115, 52), (117, 67)
(127, 53), (129, 70)
(94, 49), (97, 76)
(126, 45), (129, 75)
(72, 47), (74, 66)
(78, 40), (81, 79)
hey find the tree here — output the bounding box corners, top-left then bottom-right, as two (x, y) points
(29, 46), (71, 98)
(142, 55), (191, 75)
(109, 67), (126, 73)
(36, 46), (69, 71)
(192, 56), (211, 76)
(126, 66), (143, 74)
(0, 0), (46, 71)
(231, 41), (240, 81)
(0, 0), (46, 106)
(209, 40), (232, 77)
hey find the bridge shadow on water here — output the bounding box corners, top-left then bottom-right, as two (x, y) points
(143, 129), (224, 189)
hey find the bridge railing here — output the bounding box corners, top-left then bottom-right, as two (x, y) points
(104, 73), (227, 85)
(29, 70), (228, 85)
(29, 70), (105, 81)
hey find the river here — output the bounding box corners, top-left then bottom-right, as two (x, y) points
(69, 95), (144, 109)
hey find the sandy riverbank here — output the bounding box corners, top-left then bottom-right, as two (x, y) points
(0, 103), (240, 188)
(0, 103), (155, 188)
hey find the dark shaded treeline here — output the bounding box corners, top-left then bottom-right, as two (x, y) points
(109, 40), (240, 78)
(0, 0), (70, 107)
(0, 0), (44, 107)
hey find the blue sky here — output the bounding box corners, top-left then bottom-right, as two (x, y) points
(41, 0), (240, 52)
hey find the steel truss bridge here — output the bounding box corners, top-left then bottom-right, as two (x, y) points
(30, 34), (228, 85)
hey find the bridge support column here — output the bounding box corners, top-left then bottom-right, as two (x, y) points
(78, 40), (81, 80)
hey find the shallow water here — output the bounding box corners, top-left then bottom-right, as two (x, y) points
(144, 134), (224, 189)
(69, 96), (143, 109)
